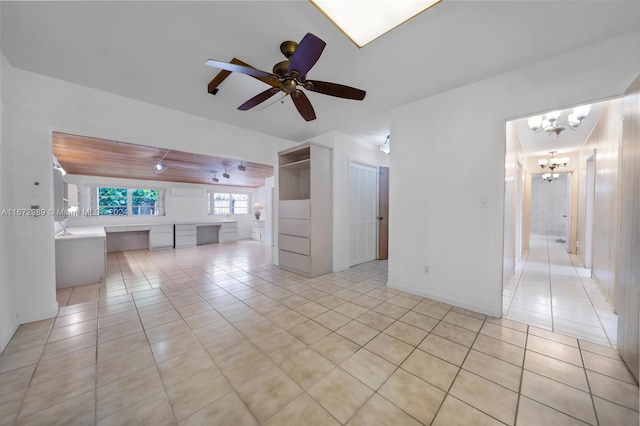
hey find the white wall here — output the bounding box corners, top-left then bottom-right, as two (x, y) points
(254, 176), (274, 246)
(64, 174), (259, 239)
(389, 32), (640, 317)
(1, 50), (20, 351)
(0, 61), (295, 334)
(503, 122), (526, 288)
(300, 130), (390, 272)
(583, 99), (624, 305)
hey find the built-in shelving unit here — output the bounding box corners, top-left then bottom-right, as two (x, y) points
(277, 143), (332, 277)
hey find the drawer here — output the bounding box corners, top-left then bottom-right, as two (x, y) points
(251, 232), (262, 241)
(175, 224), (196, 232)
(150, 225), (173, 234)
(127, 225), (150, 232)
(279, 234), (310, 256)
(220, 222), (238, 230)
(279, 218), (310, 238)
(175, 234), (196, 247)
(104, 226), (129, 233)
(279, 250), (310, 274)
(279, 200), (310, 219)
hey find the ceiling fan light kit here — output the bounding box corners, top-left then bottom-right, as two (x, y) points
(205, 33), (366, 121)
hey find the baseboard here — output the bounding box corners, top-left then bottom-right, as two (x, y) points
(18, 303), (59, 325)
(0, 321), (20, 353)
(386, 280), (501, 318)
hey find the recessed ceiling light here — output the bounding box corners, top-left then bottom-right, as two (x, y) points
(310, 0), (442, 47)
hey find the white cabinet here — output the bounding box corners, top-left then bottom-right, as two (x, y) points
(175, 224), (197, 248)
(55, 235), (106, 288)
(278, 143), (332, 277)
(149, 225), (174, 250)
(219, 222), (238, 243)
(251, 220), (265, 241)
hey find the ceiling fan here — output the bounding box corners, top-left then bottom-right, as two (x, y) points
(205, 33), (366, 121)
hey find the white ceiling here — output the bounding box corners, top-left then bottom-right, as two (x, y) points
(1, 1), (639, 146)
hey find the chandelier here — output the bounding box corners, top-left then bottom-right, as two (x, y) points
(538, 151), (569, 171)
(542, 172), (560, 182)
(528, 104), (591, 136)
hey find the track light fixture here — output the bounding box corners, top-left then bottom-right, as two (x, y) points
(53, 162), (67, 175)
(380, 135), (390, 155)
(238, 161), (246, 172)
(223, 169), (230, 179)
(153, 149), (170, 173)
(212, 174), (219, 183)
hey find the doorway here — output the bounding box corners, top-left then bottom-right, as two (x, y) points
(378, 166), (389, 260)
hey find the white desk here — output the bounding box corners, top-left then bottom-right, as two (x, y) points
(55, 227), (106, 288)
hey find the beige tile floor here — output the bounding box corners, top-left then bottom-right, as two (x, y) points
(1, 240), (638, 425)
(503, 235), (617, 347)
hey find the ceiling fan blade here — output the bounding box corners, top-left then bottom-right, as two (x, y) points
(238, 89), (279, 111)
(230, 58), (280, 87)
(305, 80), (366, 100)
(292, 91), (316, 121)
(205, 59), (274, 80)
(288, 33), (326, 76)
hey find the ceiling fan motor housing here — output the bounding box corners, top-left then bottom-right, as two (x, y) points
(280, 40), (298, 58)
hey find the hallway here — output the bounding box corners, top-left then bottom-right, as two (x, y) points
(503, 234), (617, 348)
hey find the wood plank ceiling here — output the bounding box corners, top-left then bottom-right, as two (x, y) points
(52, 132), (274, 188)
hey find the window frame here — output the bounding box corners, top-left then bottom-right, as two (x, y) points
(93, 186), (165, 217)
(208, 191), (251, 216)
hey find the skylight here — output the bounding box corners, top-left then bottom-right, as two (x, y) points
(310, 0), (442, 48)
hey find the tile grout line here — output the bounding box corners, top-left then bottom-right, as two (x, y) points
(546, 235), (556, 333)
(567, 253), (616, 348)
(130, 293), (180, 426)
(504, 244), (531, 319)
(10, 317), (57, 425)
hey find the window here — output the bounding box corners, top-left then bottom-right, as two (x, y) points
(209, 192), (250, 215)
(95, 187), (164, 216)
(97, 187), (128, 216)
(231, 193), (249, 214)
(132, 189), (160, 215)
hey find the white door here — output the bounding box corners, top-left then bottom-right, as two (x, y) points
(349, 162), (377, 266)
